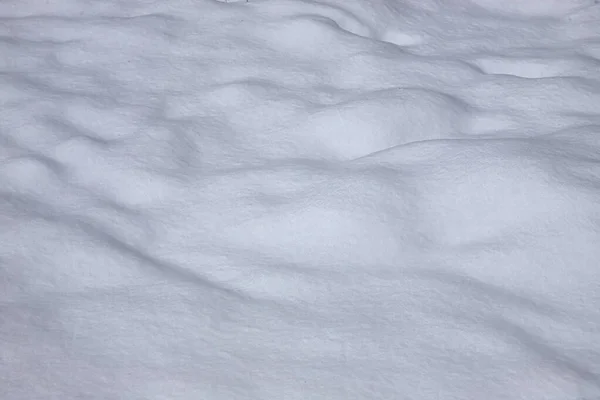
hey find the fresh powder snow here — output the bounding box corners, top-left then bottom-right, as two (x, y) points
(1, 0), (600, 399)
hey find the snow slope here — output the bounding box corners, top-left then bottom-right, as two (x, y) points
(2, 0), (600, 399)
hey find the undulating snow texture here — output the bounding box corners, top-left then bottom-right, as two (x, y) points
(2, 0), (600, 399)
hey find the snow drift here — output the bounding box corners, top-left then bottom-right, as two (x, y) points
(2, 0), (600, 399)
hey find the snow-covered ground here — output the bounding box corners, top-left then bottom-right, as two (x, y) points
(2, 0), (600, 398)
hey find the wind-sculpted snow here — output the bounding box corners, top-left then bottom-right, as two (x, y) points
(2, 0), (600, 399)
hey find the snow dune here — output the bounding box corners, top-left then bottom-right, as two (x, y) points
(2, 0), (600, 399)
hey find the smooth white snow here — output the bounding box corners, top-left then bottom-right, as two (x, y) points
(1, 0), (600, 399)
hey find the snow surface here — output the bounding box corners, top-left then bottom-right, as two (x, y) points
(2, 0), (600, 399)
